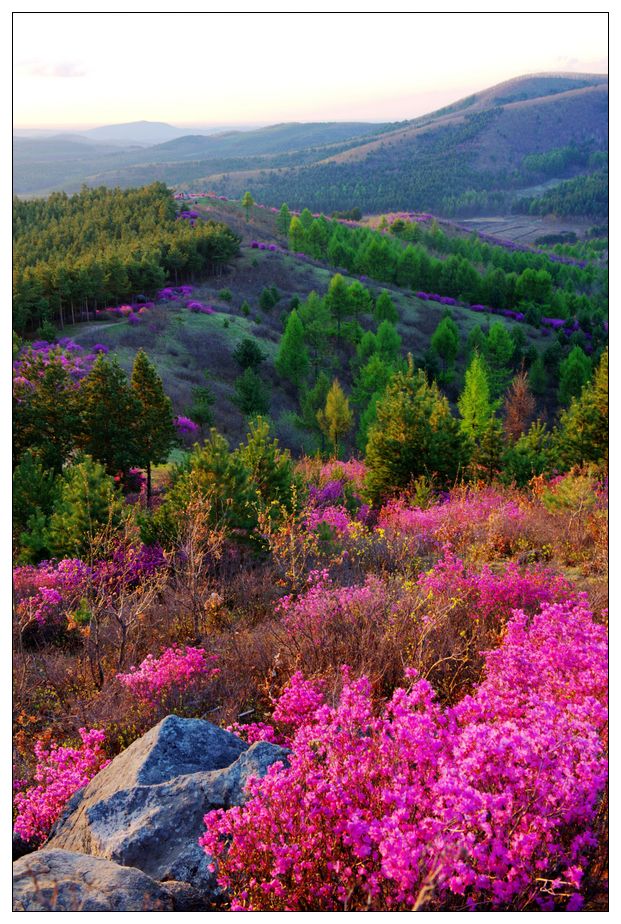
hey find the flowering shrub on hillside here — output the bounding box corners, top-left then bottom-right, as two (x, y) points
(117, 646), (220, 710)
(201, 597), (607, 911)
(13, 728), (109, 846)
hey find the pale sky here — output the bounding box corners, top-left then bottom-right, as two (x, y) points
(13, 12), (608, 129)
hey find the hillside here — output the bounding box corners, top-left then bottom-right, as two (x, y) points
(202, 73), (608, 217)
(13, 73), (607, 218)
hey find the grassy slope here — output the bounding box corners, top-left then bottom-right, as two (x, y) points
(63, 199), (564, 454)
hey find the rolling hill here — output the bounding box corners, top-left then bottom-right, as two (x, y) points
(13, 73), (607, 220)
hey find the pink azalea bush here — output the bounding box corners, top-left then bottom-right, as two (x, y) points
(200, 596), (607, 911)
(117, 645), (220, 709)
(378, 486), (526, 556)
(13, 728), (109, 846)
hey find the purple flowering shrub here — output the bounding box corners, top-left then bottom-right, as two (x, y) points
(201, 596), (607, 911)
(117, 645), (220, 713)
(13, 728), (109, 846)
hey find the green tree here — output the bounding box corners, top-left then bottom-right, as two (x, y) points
(47, 456), (123, 559)
(316, 379), (353, 456)
(130, 350), (177, 504)
(553, 349), (608, 469)
(485, 322), (515, 397)
(528, 355), (548, 396)
(188, 379), (215, 429)
(475, 418), (506, 484)
(365, 358), (468, 501)
(502, 420), (551, 487)
(146, 430), (257, 545)
(233, 337), (266, 370)
(276, 310), (310, 388)
(276, 203), (292, 236)
(347, 280), (373, 318)
(373, 291), (398, 324)
(288, 216), (306, 252)
(298, 292), (332, 376)
(299, 372), (331, 437)
(241, 191), (254, 222)
(236, 417), (299, 518)
(325, 273), (351, 340)
(375, 320), (402, 365)
(431, 314), (460, 380)
(558, 346), (591, 406)
(13, 358), (80, 474)
(458, 352), (493, 442)
(233, 368), (270, 417)
(78, 355), (142, 475)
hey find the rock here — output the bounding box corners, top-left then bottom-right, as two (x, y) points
(46, 716), (288, 897)
(160, 880), (218, 911)
(12, 849), (173, 911)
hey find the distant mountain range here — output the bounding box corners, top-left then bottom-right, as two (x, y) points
(13, 73), (608, 219)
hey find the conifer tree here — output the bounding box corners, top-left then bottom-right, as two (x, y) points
(241, 191), (254, 222)
(458, 352), (493, 442)
(276, 310), (310, 387)
(276, 203), (292, 236)
(233, 368), (270, 417)
(475, 418), (506, 484)
(316, 379), (353, 456)
(288, 216), (306, 252)
(78, 355), (142, 476)
(13, 359), (80, 474)
(553, 348), (608, 469)
(47, 456), (123, 559)
(325, 273), (351, 341)
(373, 291), (398, 324)
(297, 292), (331, 376)
(130, 349), (177, 504)
(503, 369), (536, 443)
(236, 416), (298, 516)
(557, 345), (591, 406)
(431, 315), (460, 380)
(375, 320), (402, 365)
(365, 357), (468, 501)
(485, 321), (515, 397)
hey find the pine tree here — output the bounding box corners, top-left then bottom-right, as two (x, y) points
(276, 310), (310, 387)
(235, 416), (298, 517)
(316, 379), (353, 456)
(233, 338), (266, 370)
(130, 350), (177, 504)
(233, 368), (270, 417)
(299, 372), (331, 438)
(375, 320), (402, 365)
(325, 273), (351, 341)
(288, 216), (306, 252)
(47, 456), (123, 559)
(13, 358), (80, 474)
(485, 321), (515, 397)
(554, 348), (608, 469)
(373, 291), (398, 324)
(241, 191), (254, 222)
(475, 418), (506, 484)
(297, 292), (332, 376)
(78, 355), (142, 476)
(276, 203), (292, 236)
(503, 369), (536, 443)
(365, 357), (468, 501)
(431, 315), (460, 380)
(558, 346), (591, 407)
(458, 352), (493, 442)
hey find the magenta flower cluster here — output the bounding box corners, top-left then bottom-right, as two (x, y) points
(200, 596), (607, 911)
(13, 728), (109, 846)
(117, 646), (219, 707)
(174, 414), (200, 435)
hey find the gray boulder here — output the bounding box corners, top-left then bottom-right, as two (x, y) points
(46, 716), (288, 896)
(13, 849), (173, 911)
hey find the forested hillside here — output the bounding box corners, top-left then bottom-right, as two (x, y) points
(12, 180), (608, 911)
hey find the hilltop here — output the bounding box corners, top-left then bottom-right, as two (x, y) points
(13, 73), (607, 220)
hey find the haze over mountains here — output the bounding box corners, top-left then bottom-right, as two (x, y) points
(13, 72), (608, 218)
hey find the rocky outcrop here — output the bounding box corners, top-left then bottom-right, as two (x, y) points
(44, 715), (288, 898)
(12, 849), (173, 912)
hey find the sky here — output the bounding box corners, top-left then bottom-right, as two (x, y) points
(12, 11), (608, 130)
